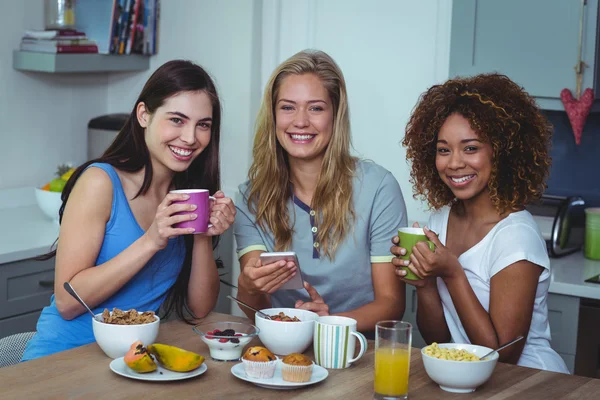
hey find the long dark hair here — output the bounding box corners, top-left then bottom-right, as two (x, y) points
(45, 60), (222, 323)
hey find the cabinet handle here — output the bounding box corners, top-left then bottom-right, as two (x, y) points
(38, 280), (55, 288)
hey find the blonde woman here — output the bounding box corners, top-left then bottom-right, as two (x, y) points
(234, 50), (408, 333)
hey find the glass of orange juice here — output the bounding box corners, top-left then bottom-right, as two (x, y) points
(374, 321), (412, 400)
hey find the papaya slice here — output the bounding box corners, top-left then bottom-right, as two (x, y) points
(124, 341), (157, 373)
(147, 343), (204, 372)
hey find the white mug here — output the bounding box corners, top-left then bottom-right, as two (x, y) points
(313, 316), (367, 369)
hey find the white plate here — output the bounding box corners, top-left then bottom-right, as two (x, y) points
(231, 362), (328, 390)
(109, 357), (208, 381)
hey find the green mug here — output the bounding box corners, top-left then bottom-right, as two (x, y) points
(585, 208), (600, 260)
(397, 227), (435, 280)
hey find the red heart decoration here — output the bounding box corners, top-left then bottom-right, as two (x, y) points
(560, 88), (594, 145)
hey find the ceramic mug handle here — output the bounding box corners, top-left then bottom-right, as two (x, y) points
(207, 196), (216, 228)
(348, 331), (367, 363)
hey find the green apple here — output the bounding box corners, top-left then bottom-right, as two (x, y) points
(49, 178), (67, 192)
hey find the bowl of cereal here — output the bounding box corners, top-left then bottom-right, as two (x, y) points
(192, 321), (259, 361)
(255, 308), (318, 356)
(92, 308), (160, 359)
(421, 342), (498, 393)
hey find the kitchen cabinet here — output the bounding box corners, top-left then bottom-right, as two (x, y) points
(0, 258), (55, 339)
(404, 285), (427, 349)
(547, 292), (580, 373)
(450, 0), (600, 110)
(575, 298), (600, 378)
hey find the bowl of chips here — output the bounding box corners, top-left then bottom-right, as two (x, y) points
(92, 308), (160, 359)
(421, 342), (498, 393)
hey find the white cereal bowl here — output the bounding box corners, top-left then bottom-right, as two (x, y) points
(92, 313), (160, 359)
(34, 188), (62, 223)
(421, 343), (499, 393)
(255, 308), (318, 356)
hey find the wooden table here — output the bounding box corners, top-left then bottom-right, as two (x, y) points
(2, 312), (600, 399)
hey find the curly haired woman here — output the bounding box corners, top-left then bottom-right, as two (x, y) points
(391, 73), (569, 373)
(234, 50), (408, 334)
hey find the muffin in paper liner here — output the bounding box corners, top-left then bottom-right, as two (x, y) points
(281, 361), (314, 382)
(241, 357), (278, 379)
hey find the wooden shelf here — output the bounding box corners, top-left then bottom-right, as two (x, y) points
(12, 50), (150, 73)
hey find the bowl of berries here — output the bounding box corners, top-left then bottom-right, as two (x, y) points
(192, 321), (259, 361)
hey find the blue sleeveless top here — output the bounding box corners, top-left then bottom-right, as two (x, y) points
(21, 163), (185, 361)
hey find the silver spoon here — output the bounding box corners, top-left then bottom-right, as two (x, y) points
(480, 335), (525, 360)
(63, 282), (103, 322)
(227, 295), (272, 320)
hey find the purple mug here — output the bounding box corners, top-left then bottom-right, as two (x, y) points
(169, 189), (215, 234)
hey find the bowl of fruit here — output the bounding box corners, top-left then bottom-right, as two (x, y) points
(192, 321), (259, 361)
(35, 163), (76, 223)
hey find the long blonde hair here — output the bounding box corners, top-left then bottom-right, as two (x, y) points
(247, 49), (356, 259)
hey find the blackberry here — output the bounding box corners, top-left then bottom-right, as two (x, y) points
(230, 338), (240, 344)
(222, 329), (236, 336)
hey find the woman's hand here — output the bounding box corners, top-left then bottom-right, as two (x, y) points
(145, 192), (199, 250)
(238, 257), (297, 295)
(295, 282), (330, 316)
(391, 222), (433, 287)
(205, 191), (236, 236)
(409, 227), (461, 280)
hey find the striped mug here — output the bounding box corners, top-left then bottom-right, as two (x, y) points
(313, 316), (367, 369)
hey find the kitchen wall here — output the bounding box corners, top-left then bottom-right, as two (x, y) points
(545, 111), (600, 206)
(106, 0), (451, 223)
(0, 0), (108, 189)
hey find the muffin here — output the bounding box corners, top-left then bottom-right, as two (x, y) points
(241, 346), (278, 378)
(281, 353), (313, 382)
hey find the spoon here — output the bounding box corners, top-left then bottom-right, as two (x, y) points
(227, 295), (272, 320)
(63, 282), (103, 322)
(480, 335), (525, 360)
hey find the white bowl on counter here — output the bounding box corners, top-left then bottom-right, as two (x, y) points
(92, 312), (160, 359)
(421, 343), (499, 393)
(255, 308), (318, 356)
(34, 188), (62, 223)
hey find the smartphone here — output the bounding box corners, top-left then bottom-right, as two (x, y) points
(259, 251), (304, 290)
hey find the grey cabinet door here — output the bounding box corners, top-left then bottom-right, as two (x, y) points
(450, 0), (599, 110)
(547, 293), (580, 356)
(0, 258), (55, 320)
(404, 285), (427, 349)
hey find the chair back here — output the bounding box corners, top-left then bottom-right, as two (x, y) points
(0, 332), (36, 368)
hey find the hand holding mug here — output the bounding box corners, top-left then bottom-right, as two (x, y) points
(295, 281), (329, 316)
(146, 192), (199, 250)
(410, 227), (461, 279)
(238, 257), (297, 295)
(391, 223), (435, 281)
(205, 190), (236, 236)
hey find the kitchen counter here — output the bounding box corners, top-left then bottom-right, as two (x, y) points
(550, 251), (600, 300)
(0, 187), (59, 265)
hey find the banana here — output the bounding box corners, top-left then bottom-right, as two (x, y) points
(147, 343), (205, 372)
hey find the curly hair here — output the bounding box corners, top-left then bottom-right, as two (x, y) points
(403, 73), (552, 214)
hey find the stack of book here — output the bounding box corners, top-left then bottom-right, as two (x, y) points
(75, 0), (160, 55)
(20, 29), (98, 54)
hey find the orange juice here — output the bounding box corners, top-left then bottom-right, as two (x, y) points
(374, 347), (410, 396)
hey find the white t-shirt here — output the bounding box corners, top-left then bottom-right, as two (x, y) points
(428, 207), (569, 373)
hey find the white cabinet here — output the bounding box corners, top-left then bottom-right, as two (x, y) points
(548, 293), (580, 373)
